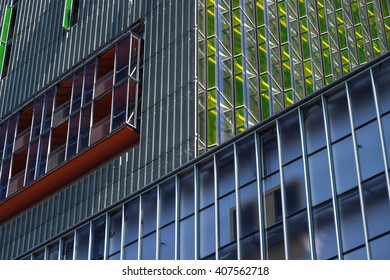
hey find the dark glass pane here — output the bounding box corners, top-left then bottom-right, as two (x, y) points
(47, 243), (59, 260)
(159, 223), (175, 260)
(115, 36), (130, 82)
(362, 174), (390, 238)
(343, 246), (367, 260)
(78, 105), (91, 152)
(279, 111), (302, 164)
(71, 69), (83, 113)
(283, 158), (306, 216)
(308, 149), (332, 206)
(62, 236), (74, 260)
(241, 232), (260, 260)
(236, 136), (257, 186)
(261, 129), (279, 176)
(123, 242), (138, 260)
(199, 160), (215, 209)
(75, 224), (90, 260)
(159, 179), (175, 227)
(141, 233), (156, 260)
(112, 81), (127, 129)
(370, 234), (390, 260)
(5, 116), (17, 157)
(381, 113), (390, 167)
(218, 192), (236, 247)
(332, 136), (358, 194)
(313, 203), (338, 260)
(304, 102), (326, 154)
(66, 113), (80, 159)
(373, 59), (390, 114)
(327, 87), (351, 142)
(348, 72), (376, 127)
(355, 121), (384, 181)
(141, 189), (157, 236)
(179, 215), (195, 260)
(338, 189), (365, 252)
(31, 97), (44, 139)
(216, 147), (235, 197)
(91, 217), (106, 260)
(124, 198), (139, 245)
(200, 206), (215, 258)
(25, 141), (38, 184)
(33, 250), (45, 260)
(42, 90), (54, 132)
(287, 211), (310, 260)
(179, 171), (194, 218)
(263, 172), (282, 228)
(108, 252), (120, 260)
(36, 132), (49, 177)
(239, 181), (259, 237)
(0, 122), (7, 160)
(83, 62), (95, 104)
(108, 210), (122, 257)
(219, 243), (237, 260)
(266, 223), (285, 260)
(0, 159), (11, 199)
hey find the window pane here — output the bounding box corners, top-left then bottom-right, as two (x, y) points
(124, 198), (139, 245)
(159, 179), (175, 227)
(141, 233), (156, 260)
(241, 232), (260, 260)
(381, 113), (390, 167)
(370, 234), (390, 260)
(332, 136), (358, 194)
(279, 111), (302, 164)
(287, 211), (311, 260)
(338, 189), (365, 252)
(47, 243), (59, 260)
(199, 160), (215, 209)
(219, 243), (237, 260)
(355, 121), (384, 181)
(179, 216), (195, 260)
(218, 193), (236, 247)
(236, 136), (257, 186)
(159, 223), (175, 260)
(200, 206), (215, 258)
(313, 203), (338, 260)
(217, 147), (235, 197)
(348, 72), (376, 127)
(62, 236), (74, 260)
(326, 87), (351, 142)
(123, 242), (138, 260)
(266, 223), (285, 260)
(91, 217), (106, 260)
(283, 158), (306, 216)
(179, 171), (194, 218)
(343, 246), (367, 260)
(362, 174), (390, 238)
(239, 181), (259, 237)
(261, 129), (279, 176)
(263, 172), (282, 228)
(308, 149), (332, 206)
(75, 224), (90, 260)
(304, 101), (326, 154)
(141, 189), (157, 236)
(33, 250), (45, 260)
(108, 210), (122, 257)
(373, 59), (390, 114)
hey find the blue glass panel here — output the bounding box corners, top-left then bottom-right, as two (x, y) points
(179, 171), (194, 218)
(200, 206), (215, 258)
(241, 232), (260, 260)
(370, 234), (390, 260)
(327, 87), (351, 142)
(108, 210), (122, 257)
(239, 181), (259, 237)
(141, 233), (156, 260)
(216, 146), (235, 197)
(124, 198), (139, 245)
(308, 149), (332, 206)
(304, 101), (326, 154)
(75, 224), (90, 260)
(283, 158), (306, 216)
(287, 211), (311, 260)
(266, 223), (285, 260)
(279, 111), (302, 164)
(343, 246), (367, 260)
(159, 223), (175, 260)
(199, 160), (215, 209)
(123, 241), (138, 260)
(236, 136), (257, 186)
(179, 215), (195, 260)
(218, 192), (236, 247)
(91, 217), (105, 260)
(159, 179), (175, 227)
(373, 59), (390, 114)
(141, 189), (157, 236)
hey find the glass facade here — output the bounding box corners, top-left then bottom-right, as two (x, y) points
(20, 56), (390, 260)
(197, 0), (390, 152)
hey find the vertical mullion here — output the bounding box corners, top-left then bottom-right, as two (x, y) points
(276, 119), (288, 259)
(194, 164), (199, 259)
(298, 107), (315, 260)
(321, 94), (343, 260)
(233, 142), (241, 259)
(137, 196), (142, 260)
(345, 81), (371, 260)
(88, 222), (92, 260)
(120, 204), (125, 260)
(155, 185), (160, 260)
(213, 154), (219, 259)
(174, 175), (179, 260)
(370, 68), (390, 198)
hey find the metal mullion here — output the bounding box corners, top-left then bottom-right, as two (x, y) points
(276, 119), (288, 259)
(120, 204), (125, 260)
(72, 230), (76, 260)
(233, 141), (241, 259)
(174, 175), (179, 260)
(345, 81), (371, 260)
(103, 212), (108, 260)
(298, 107), (315, 260)
(88, 221), (92, 260)
(137, 194), (142, 260)
(254, 130), (266, 259)
(213, 154), (219, 259)
(321, 94), (343, 260)
(369, 68), (390, 199)
(194, 164), (199, 259)
(155, 185), (160, 260)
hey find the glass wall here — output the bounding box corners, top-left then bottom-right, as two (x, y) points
(21, 57), (390, 260)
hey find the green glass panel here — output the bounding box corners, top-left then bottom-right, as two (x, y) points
(233, 9), (242, 55)
(335, 0), (341, 10)
(282, 44), (291, 90)
(198, 91), (206, 146)
(1, 6), (12, 43)
(337, 11), (347, 49)
(258, 27), (267, 73)
(298, 0), (306, 16)
(0, 43), (5, 72)
(373, 39), (381, 57)
(341, 49), (350, 74)
(368, 4), (378, 39)
(207, 2), (215, 36)
(382, 0), (390, 17)
(198, 1), (205, 35)
(256, 0), (265, 26)
(207, 38), (216, 88)
(208, 89), (217, 146)
(234, 57), (244, 107)
(232, 0), (240, 9)
(63, 0), (73, 29)
(236, 107), (245, 133)
(273, 93), (283, 113)
(304, 60), (313, 95)
(351, 1), (359, 23)
(284, 90), (293, 107)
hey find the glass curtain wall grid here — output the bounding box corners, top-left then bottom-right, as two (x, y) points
(20, 56), (390, 260)
(197, 0), (390, 152)
(0, 30), (144, 218)
(0, 0), (18, 78)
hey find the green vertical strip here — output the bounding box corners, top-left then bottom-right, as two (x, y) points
(0, 43), (5, 73)
(1, 6), (12, 43)
(63, 0), (73, 29)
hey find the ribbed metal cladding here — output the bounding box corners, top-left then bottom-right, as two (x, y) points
(0, 0), (197, 259)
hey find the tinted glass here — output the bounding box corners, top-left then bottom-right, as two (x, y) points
(123, 242), (138, 260)
(124, 198), (139, 245)
(370, 234), (390, 260)
(159, 223), (175, 260)
(199, 161), (215, 209)
(283, 158), (306, 216)
(304, 102), (326, 154)
(47, 243), (59, 260)
(343, 246), (367, 260)
(179, 171), (194, 218)
(326, 87), (351, 142)
(373, 59), (390, 114)
(308, 149), (332, 206)
(236, 136), (257, 186)
(219, 243), (238, 260)
(91, 217), (105, 260)
(141, 233), (156, 260)
(75, 224), (90, 260)
(241, 232), (260, 260)
(217, 147), (235, 197)
(239, 181), (259, 237)
(218, 193), (236, 247)
(266, 224), (285, 260)
(263, 172), (282, 228)
(261, 129), (279, 176)
(381, 113), (390, 167)
(179, 216), (195, 260)
(279, 111), (302, 164)
(286, 211), (310, 260)
(108, 210), (122, 257)
(141, 189), (157, 236)
(200, 206), (215, 258)
(159, 179), (175, 227)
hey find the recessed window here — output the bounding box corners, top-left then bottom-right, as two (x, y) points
(63, 0), (80, 30)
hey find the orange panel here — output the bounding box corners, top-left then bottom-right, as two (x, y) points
(0, 125), (139, 224)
